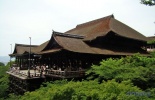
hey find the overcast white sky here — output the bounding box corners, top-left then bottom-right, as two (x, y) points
(0, 0), (155, 56)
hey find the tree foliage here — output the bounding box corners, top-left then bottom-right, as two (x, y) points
(0, 62), (4, 66)
(0, 64), (9, 99)
(141, 0), (155, 6)
(147, 40), (155, 44)
(86, 54), (155, 90)
(8, 80), (151, 100)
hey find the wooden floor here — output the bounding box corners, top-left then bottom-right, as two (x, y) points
(6, 69), (44, 80)
(7, 68), (85, 79)
(7, 69), (85, 95)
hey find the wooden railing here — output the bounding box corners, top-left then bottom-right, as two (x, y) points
(7, 67), (85, 79)
(7, 68), (42, 79)
(46, 69), (85, 78)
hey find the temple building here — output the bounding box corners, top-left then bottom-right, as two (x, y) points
(7, 15), (148, 94)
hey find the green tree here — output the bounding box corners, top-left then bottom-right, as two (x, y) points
(141, 0), (155, 6)
(0, 62), (4, 66)
(86, 54), (155, 90)
(0, 64), (9, 99)
(12, 80), (151, 100)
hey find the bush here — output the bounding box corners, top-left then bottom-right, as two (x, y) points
(12, 79), (151, 100)
(86, 54), (155, 90)
(0, 64), (9, 99)
(0, 62), (4, 66)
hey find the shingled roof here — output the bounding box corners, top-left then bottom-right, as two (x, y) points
(32, 40), (49, 53)
(147, 36), (155, 41)
(35, 15), (148, 55)
(66, 15), (147, 42)
(10, 44), (38, 56)
(10, 15), (148, 56)
(49, 31), (147, 55)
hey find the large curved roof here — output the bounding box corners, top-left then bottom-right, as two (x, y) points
(66, 15), (147, 42)
(10, 15), (148, 56)
(50, 31), (148, 56)
(37, 15), (148, 55)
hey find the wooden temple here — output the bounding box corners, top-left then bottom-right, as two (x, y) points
(7, 15), (148, 95)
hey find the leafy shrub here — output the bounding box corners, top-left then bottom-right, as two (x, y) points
(86, 54), (155, 90)
(13, 79), (152, 100)
(0, 64), (9, 99)
(0, 62), (4, 66)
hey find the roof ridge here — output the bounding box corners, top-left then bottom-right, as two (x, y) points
(76, 14), (114, 29)
(53, 31), (84, 39)
(15, 43), (38, 47)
